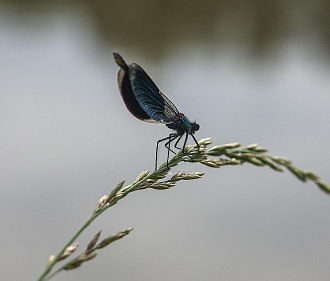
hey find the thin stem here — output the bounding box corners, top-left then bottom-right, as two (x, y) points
(43, 268), (62, 281)
(37, 138), (329, 280)
(37, 215), (92, 280)
(37, 202), (115, 281)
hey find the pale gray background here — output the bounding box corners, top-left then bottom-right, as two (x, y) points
(1, 1), (330, 280)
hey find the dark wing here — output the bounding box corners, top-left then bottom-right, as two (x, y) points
(115, 53), (153, 121)
(129, 63), (180, 123)
(117, 67), (154, 121)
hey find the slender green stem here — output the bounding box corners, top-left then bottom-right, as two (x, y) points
(43, 267), (62, 281)
(37, 139), (329, 280)
(37, 215), (92, 280)
(36, 159), (175, 281)
(37, 201), (115, 281)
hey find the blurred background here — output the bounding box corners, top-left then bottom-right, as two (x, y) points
(1, 1), (330, 280)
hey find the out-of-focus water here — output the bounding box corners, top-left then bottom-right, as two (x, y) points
(1, 2), (330, 281)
